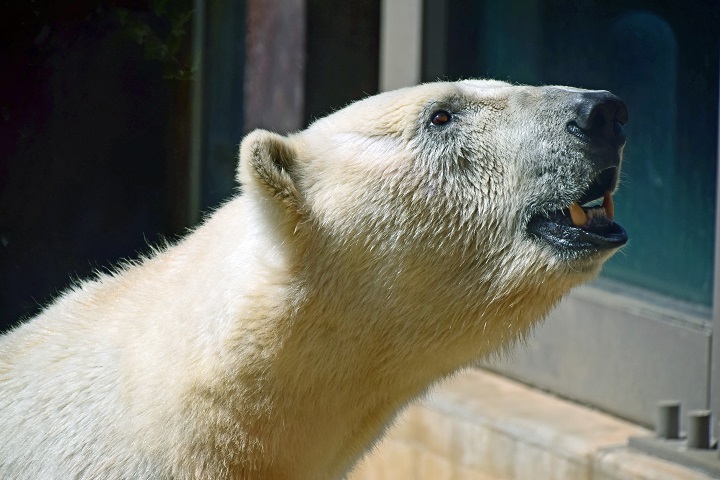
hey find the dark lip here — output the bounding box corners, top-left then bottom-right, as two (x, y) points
(526, 166), (628, 252)
(527, 211), (628, 251)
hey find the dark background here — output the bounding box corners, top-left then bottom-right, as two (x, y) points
(0, 0), (380, 331)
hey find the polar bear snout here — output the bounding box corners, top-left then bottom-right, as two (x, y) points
(566, 90), (628, 152)
(524, 87), (629, 257)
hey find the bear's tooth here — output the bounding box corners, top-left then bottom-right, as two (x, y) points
(603, 192), (614, 221)
(569, 202), (587, 227)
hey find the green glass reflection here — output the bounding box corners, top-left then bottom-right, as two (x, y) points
(601, 12), (714, 306)
(471, 1), (718, 307)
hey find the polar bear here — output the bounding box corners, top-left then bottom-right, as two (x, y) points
(0, 80), (628, 479)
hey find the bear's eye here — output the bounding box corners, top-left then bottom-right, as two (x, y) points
(430, 110), (452, 126)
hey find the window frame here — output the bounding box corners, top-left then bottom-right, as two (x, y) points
(380, 0), (719, 430)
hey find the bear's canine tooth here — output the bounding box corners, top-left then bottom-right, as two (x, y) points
(603, 191), (614, 220)
(569, 202), (587, 227)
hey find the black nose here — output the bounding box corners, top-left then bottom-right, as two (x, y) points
(568, 91), (628, 148)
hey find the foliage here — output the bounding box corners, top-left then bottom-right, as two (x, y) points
(117, 0), (195, 81)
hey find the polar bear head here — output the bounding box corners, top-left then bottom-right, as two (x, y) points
(238, 79), (627, 356)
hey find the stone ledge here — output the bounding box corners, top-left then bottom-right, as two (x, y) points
(349, 368), (713, 480)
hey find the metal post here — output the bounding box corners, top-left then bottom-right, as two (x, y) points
(188, 0), (205, 226)
(379, 0), (423, 91)
(687, 410), (711, 449)
(656, 400), (681, 439)
(711, 50), (720, 452)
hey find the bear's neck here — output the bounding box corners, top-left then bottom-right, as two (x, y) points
(217, 233), (567, 478)
(168, 197), (570, 478)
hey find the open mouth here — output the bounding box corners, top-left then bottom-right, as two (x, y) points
(527, 167), (628, 252)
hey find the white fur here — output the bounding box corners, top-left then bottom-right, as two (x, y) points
(0, 80), (623, 479)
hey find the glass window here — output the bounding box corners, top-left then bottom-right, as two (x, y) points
(423, 0), (719, 308)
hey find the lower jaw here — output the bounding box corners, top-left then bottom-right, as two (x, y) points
(558, 247), (619, 276)
(526, 215), (628, 253)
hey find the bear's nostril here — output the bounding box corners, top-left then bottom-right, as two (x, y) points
(570, 91), (628, 148)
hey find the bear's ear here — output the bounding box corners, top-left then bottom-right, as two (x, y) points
(238, 129), (303, 214)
